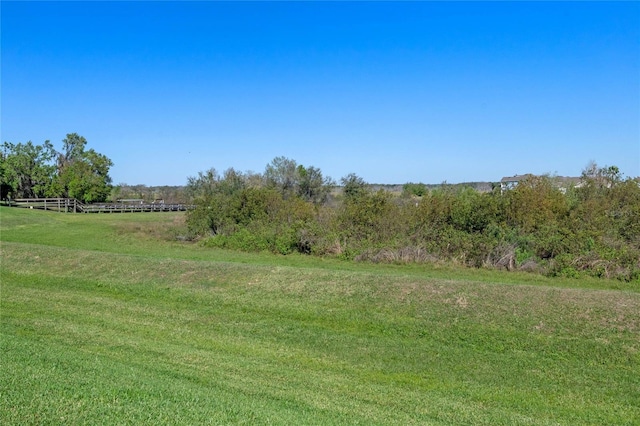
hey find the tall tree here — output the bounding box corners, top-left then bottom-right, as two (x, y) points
(53, 133), (113, 203)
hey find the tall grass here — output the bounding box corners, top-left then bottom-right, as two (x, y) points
(1, 207), (639, 424)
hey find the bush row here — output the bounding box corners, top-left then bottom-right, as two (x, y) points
(186, 163), (640, 281)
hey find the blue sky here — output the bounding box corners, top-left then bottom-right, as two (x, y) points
(2, 1), (639, 186)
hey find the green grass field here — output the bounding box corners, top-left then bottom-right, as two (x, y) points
(1, 207), (639, 425)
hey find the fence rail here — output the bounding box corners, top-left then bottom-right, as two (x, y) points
(3, 198), (194, 213)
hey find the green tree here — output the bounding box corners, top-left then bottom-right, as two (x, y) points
(185, 167), (250, 237)
(341, 173), (368, 200)
(264, 157), (333, 204)
(297, 165), (334, 204)
(1, 140), (57, 199)
(264, 156), (298, 198)
(186, 168), (220, 201)
(219, 168), (247, 196)
(53, 133), (113, 203)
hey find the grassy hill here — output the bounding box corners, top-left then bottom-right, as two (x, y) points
(1, 207), (638, 424)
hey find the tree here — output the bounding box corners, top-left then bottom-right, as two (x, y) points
(187, 167), (249, 200)
(1, 140), (57, 199)
(219, 168), (247, 196)
(53, 134), (113, 203)
(581, 162), (622, 190)
(341, 173), (367, 200)
(186, 168), (220, 201)
(297, 165), (334, 204)
(264, 156), (333, 204)
(264, 156), (299, 198)
(59, 133), (88, 167)
(185, 167), (251, 236)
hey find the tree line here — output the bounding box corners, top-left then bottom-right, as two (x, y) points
(185, 159), (640, 281)
(1, 134), (113, 203)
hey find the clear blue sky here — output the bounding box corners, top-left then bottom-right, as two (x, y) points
(2, 1), (639, 186)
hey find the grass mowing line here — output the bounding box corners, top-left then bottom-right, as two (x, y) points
(2, 335), (362, 425)
(5, 254), (640, 422)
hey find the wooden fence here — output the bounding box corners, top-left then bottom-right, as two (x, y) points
(3, 198), (194, 213)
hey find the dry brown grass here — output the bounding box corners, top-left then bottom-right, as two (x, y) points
(355, 246), (439, 264)
(113, 213), (188, 241)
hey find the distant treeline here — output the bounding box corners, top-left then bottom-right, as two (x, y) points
(110, 184), (190, 204)
(112, 181), (494, 205)
(185, 158), (640, 281)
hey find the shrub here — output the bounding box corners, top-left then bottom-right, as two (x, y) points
(187, 160), (638, 281)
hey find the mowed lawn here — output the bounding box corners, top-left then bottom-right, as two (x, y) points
(1, 207), (638, 425)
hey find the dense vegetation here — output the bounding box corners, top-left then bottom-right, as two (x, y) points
(0, 133), (113, 203)
(186, 159), (640, 281)
(1, 207), (638, 424)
